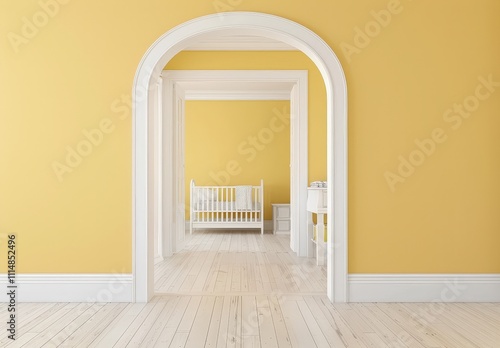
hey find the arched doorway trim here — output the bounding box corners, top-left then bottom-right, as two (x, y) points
(133, 12), (348, 302)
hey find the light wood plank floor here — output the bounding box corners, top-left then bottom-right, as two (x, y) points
(3, 296), (500, 347)
(3, 232), (499, 347)
(154, 231), (327, 295)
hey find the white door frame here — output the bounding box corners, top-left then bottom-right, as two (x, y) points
(133, 12), (348, 303)
(158, 70), (308, 257)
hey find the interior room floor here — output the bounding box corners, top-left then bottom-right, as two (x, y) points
(154, 231), (327, 295)
(4, 297), (500, 347)
(4, 232), (499, 347)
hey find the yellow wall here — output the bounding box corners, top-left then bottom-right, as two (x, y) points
(1, 0), (499, 274)
(166, 51), (327, 183)
(185, 100), (290, 219)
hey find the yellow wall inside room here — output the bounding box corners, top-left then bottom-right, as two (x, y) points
(1, 0), (499, 274)
(166, 51), (327, 183)
(185, 100), (290, 219)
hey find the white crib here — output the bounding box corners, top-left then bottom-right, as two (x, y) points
(190, 179), (264, 234)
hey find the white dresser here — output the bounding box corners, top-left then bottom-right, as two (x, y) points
(272, 204), (290, 234)
(307, 187), (328, 265)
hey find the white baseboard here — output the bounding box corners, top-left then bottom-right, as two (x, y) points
(2, 273), (498, 303)
(349, 274), (500, 302)
(0, 274), (133, 302)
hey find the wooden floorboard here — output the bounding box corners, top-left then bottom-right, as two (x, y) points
(155, 231), (327, 295)
(5, 298), (500, 347)
(4, 231), (499, 347)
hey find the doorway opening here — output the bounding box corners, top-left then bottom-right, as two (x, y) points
(133, 12), (348, 302)
(153, 69), (309, 295)
(155, 70), (308, 259)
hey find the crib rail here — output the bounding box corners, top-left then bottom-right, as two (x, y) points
(190, 179), (264, 234)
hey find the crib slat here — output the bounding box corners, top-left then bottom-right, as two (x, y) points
(195, 187), (197, 222)
(206, 187), (209, 223)
(256, 186), (259, 222)
(253, 187), (256, 222)
(254, 188), (259, 221)
(256, 186), (258, 222)
(256, 186), (259, 223)
(197, 187), (199, 223)
(201, 187), (203, 223)
(220, 186), (222, 222)
(200, 187), (203, 223)
(224, 187), (228, 222)
(210, 187), (214, 222)
(196, 187), (200, 223)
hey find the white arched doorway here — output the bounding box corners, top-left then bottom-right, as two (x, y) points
(133, 12), (348, 302)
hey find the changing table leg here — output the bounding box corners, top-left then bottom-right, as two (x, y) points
(316, 213), (325, 266)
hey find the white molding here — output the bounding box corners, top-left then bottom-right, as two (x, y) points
(185, 36), (297, 51)
(162, 70), (302, 101)
(162, 79), (175, 258)
(133, 12), (348, 303)
(163, 70), (300, 82)
(154, 78), (164, 259)
(185, 90), (290, 100)
(349, 274), (500, 302)
(162, 69), (308, 262)
(174, 86), (186, 253)
(0, 274), (133, 302)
